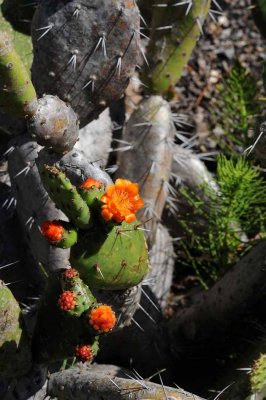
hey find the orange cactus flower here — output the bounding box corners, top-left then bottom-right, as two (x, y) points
(64, 268), (79, 280)
(89, 305), (116, 333)
(100, 178), (144, 223)
(58, 291), (77, 311)
(75, 344), (94, 362)
(80, 178), (103, 190)
(41, 220), (64, 243)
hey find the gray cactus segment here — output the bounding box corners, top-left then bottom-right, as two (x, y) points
(37, 147), (113, 188)
(31, 0), (140, 128)
(27, 95), (79, 154)
(8, 135), (70, 274)
(167, 240), (266, 349)
(148, 223), (174, 311)
(0, 280), (32, 379)
(116, 96), (174, 246)
(76, 108), (113, 168)
(47, 363), (204, 400)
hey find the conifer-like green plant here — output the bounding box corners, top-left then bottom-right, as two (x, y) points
(176, 155), (266, 287)
(212, 63), (261, 153)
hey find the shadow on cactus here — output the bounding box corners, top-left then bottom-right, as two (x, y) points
(175, 155), (266, 288)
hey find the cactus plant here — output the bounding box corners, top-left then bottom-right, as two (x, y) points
(2, 1), (266, 399)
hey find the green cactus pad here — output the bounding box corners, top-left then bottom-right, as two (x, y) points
(250, 353), (266, 396)
(0, 31), (37, 116)
(41, 165), (92, 229)
(0, 280), (31, 378)
(70, 221), (149, 290)
(60, 270), (96, 317)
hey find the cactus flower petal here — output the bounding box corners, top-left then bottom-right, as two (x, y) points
(100, 179), (144, 223)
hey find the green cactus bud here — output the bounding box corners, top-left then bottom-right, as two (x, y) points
(250, 353), (266, 398)
(70, 220), (149, 290)
(0, 280), (31, 378)
(0, 30), (37, 116)
(78, 177), (105, 210)
(41, 165), (92, 229)
(40, 220), (78, 249)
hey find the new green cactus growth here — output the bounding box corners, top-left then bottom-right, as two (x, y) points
(142, 0), (211, 96)
(0, 30), (37, 116)
(41, 165), (92, 229)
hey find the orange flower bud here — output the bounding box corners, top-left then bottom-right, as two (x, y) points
(58, 291), (77, 311)
(89, 305), (116, 333)
(80, 178), (102, 190)
(41, 220), (64, 243)
(63, 268), (79, 279)
(75, 344), (94, 362)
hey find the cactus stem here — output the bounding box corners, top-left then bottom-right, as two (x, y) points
(36, 24), (53, 41)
